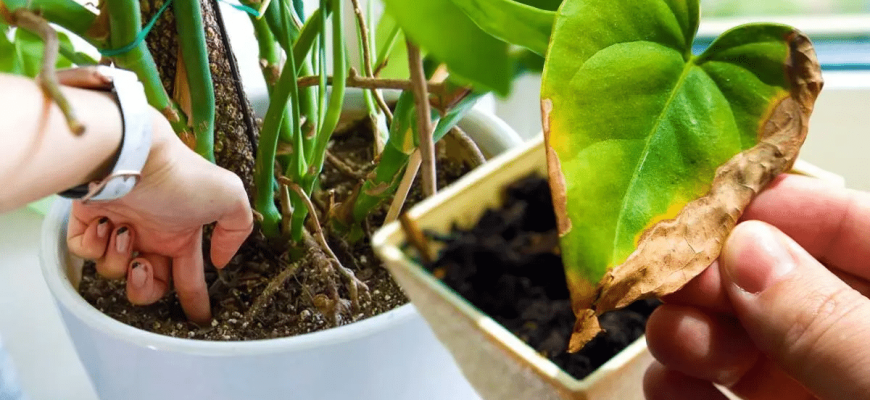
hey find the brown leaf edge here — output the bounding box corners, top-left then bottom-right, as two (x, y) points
(566, 30), (824, 353)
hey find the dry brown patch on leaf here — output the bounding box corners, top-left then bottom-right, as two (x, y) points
(568, 31), (823, 352)
(542, 98), (572, 236)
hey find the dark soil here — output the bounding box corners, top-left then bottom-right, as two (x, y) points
(79, 119), (472, 340)
(425, 174), (660, 381)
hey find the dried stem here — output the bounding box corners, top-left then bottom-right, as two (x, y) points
(244, 256), (303, 324)
(325, 150), (365, 179)
(297, 68), (446, 95)
(384, 149), (421, 224)
(406, 40), (436, 197)
(280, 177), (370, 310)
(12, 9), (83, 134)
(349, 0), (393, 125)
(399, 213), (434, 264)
(449, 126), (486, 166)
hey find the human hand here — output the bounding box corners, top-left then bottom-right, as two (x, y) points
(643, 174), (870, 400)
(62, 68), (253, 324)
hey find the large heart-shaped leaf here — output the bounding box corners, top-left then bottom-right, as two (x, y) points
(541, 0), (822, 350)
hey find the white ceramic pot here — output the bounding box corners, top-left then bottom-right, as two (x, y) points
(39, 107), (522, 400)
(371, 136), (844, 400)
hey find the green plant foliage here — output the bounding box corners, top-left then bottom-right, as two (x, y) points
(448, 0), (554, 56)
(541, 0), (801, 287)
(0, 27), (73, 76)
(380, 0), (512, 95)
(517, 0), (562, 10)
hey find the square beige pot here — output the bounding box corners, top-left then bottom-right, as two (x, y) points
(371, 136), (843, 400)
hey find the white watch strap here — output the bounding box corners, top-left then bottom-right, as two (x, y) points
(81, 66), (152, 202)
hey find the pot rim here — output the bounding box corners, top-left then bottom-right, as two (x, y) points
(40, 199), (419, 357)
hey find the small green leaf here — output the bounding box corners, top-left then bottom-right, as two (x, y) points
(448, 0), (555, 56)
(542, 0), (807, 294)
(381, 0), (512, 95)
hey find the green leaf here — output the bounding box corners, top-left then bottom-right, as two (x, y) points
(381, 0), (512, 95)
(542, 0), (804, 292)
(373, 12), (408, 80)
(0, 25), (14, 73)
(9, 28), (74, 77)
(447, 0), (555, 56)
(517, 0), (562, 10)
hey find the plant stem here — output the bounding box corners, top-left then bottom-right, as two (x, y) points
(175, 0), (216, 162)
(296, 69), (446, 93)
(406, 40), (436, 197)
(105, 0), (189, 137)
(290, 0), (345, 241)
(373, 22), (400, 76)
(384, 149), (421, 224)
(9, 8), (83, 134)
(349, 0), (392, 125)
(253, 41), (301, 238)
(1, 0), (100, 45)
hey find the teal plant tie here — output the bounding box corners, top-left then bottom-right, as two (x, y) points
(98, 0), (268, 57)
(99, 0), (175, 57)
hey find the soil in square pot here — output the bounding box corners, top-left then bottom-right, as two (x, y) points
(425, 174), (660, 380)
(78, 118), (478, 340)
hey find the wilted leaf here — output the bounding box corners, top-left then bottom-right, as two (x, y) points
(540, 0), (823, 351)
(380, 0), (512, 95)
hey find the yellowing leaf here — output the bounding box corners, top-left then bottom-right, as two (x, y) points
(540, 0), (823, 351)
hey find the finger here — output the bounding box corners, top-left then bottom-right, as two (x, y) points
(662, 261), (733, 315)
(67, 216), (112, 260)
(126, 254), (171, 305)
(56, 67), (113, 89)
(172, 229), (211, 324)
(643, 361), (729, 400)
(210, 184), (253, 268)
(95, 226), (134, 279)
(721, 220), (870, 400)
(645, 305), (759, 387)
(742, 174), (870, 278)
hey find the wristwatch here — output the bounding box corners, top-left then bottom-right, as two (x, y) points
(59, 66), (152, 203)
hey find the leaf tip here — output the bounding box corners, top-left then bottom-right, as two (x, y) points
(541, 98), (572, 236)
(785, 30), (823, 110)
(568, 309), (601, 353)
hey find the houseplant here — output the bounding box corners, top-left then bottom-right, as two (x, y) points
(373, 0), (830, 398)
(1, 0), (528, 398)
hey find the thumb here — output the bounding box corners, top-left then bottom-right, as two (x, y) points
(720, 220), (870, 400)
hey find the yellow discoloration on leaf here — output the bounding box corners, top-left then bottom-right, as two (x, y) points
(567, 31), (823, 351)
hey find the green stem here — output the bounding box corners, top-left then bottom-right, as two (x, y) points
(374, 22), (400, 73)
(175, 0), (215, 162)
(105, 0), (189, 136)
(58, 41), (97, 66)
(253, 49), (300, 238)
(2, 0), (98, 44)
(246, 5), (294, 146)
(289, 0), (344, 241)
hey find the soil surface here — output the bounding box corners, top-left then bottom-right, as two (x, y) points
(79, 119), (471, 340)
(426, 174), (660, 380)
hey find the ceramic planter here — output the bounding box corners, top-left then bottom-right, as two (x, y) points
(371, 136), (843, 400)
(38, 102), (522, 400)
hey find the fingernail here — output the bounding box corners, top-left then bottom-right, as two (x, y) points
(97, 217), (109, 238)
(116, 227), (130, 253)
(130, 262), (147, 289)
(722, 222), (796, 294)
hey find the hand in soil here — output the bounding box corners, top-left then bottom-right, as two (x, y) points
(67, 108), (253, 324)
(644, 175), (870, 400)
